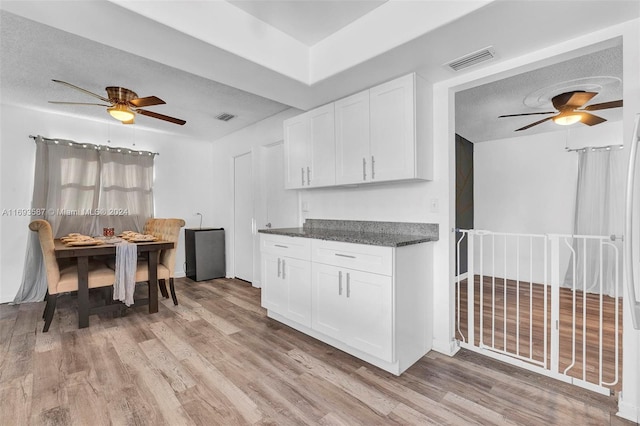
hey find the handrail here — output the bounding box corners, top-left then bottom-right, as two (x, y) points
(624, 113), (640, 330)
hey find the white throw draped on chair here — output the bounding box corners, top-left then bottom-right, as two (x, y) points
(113, 242), (137, 306)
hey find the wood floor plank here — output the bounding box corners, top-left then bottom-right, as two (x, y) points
(287, 348), (398, 416)
(138, 338), (197, 392)
(148, 320), (264, 424)
(0, 373), (33, 426)
(0, 277), (632, 426)
(354, 366), (478, 425)
(107, 325), (195, 425)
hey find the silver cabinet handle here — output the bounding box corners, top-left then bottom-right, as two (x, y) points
(335, 253), (356, 259)
(346, 273), (350, 298)
(274, 244), (288, 248)
(277, 258), (281, 277)
(362, 157), (367, 181)
(301, 167), (305, 186)
(338, 271), (343, 295)
(282, 259), (286, 279)
(371, 155), (375, 180)
(307, 166), (311, 185)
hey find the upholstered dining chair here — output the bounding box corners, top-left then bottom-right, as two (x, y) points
(29, 219), (116, 332)
(136, 218), (185, 305)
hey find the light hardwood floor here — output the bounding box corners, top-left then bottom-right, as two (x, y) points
(0, 277), (634, 425)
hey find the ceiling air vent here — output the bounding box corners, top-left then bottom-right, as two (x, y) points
(215, 112), (236, 122)
(446, 46), (495, 72)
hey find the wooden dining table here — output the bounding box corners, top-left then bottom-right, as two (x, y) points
(54, 239), (174, 328)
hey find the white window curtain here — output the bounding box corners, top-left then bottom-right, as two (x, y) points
(13, 136), (155, 304)
(98, 150), (154, 233)
(563, 147), (625, 297)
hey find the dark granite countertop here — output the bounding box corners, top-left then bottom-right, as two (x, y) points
(258, 220), (439, 247)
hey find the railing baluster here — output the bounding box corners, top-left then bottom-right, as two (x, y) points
(598, 240), (604, 386)
(516, 236), (520, 357)
(503, 234), (507, 352)
(529, 236), (533, 359)
(491, 233), (496, 349)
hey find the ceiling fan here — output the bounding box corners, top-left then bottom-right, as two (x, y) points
(49, 79), (186, 125)
(499, 90), (622, 131)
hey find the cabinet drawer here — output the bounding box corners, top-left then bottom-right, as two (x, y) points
(260, 234), (311, 260)
(311, 239), (392, 276)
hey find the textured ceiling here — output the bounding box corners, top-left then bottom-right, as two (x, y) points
(1, 1), (637, 143)
(0, 11), (290, 141)
(228, 0), (387, 46)
(456, 43), (623, 143)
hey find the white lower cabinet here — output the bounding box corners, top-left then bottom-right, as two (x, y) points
(312, 263), (392, 362)
(260, 233), (432, 375)
(261, 235), (312, 328)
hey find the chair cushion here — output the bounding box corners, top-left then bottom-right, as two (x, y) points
(105, 258), (170, 282)
(56, 261), (116, 294)
(135, 260), (171, 282)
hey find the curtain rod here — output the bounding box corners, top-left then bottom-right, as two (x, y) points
(28, 135), (159, 156)
(565, 144), (624, 153)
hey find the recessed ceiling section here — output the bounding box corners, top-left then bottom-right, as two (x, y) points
(455, 43), (623, 143)
(228, 0), (387, 46)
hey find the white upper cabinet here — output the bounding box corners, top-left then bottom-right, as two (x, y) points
(335, 73), (432, 185)
(284, 72), (432, 189)
(335, 90), (370, 185)
(369, 74), (416, 182)
(284, 103), (335, 189)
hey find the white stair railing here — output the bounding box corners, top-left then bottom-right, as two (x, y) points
(456, 229), (621, 394)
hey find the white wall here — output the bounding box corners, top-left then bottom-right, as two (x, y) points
(0, 104), (215, 303)
(209, 108), (301, 287)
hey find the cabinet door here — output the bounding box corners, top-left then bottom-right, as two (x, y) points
(261, 252), (287, 312)
(282, 257), (312, 327)
(312, 263), (350, 341)
(369, 74), (415, 182)
(308, 104), (336, 188)
(335, 90), (370, 185)
(284, 114), (309, 189)
(343, 269), (393, 362)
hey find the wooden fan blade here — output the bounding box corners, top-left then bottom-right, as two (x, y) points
(48, 101), (110, 106)
(136, 109), (186, 125)
(579, 112), (607, 126)
(129, 96), (165, 108)
(583, 100), (623, 111)
(564, 91), (597, 108)
(499, 111), (555, 118)
(515, 116), (555, 131)
(52, 79), (111, 103)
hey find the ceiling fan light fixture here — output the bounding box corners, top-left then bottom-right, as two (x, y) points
(553, 113), (581, 126)
(108, 104), (135, 122)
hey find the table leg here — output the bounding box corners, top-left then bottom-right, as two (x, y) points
(147, 252), (159, 314)
(77, 256), (89, 328)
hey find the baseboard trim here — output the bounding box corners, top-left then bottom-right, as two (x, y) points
(431, 338), (460, 356)
(617, 393), (639, 423)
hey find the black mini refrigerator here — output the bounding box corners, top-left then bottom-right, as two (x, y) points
(185, 228), (226, 281)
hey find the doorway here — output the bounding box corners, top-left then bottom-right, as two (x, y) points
(233, 151), (253, 283)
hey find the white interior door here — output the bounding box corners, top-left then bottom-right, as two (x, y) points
(263, 142), (299, 228)
(234, 152), (253, 282)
